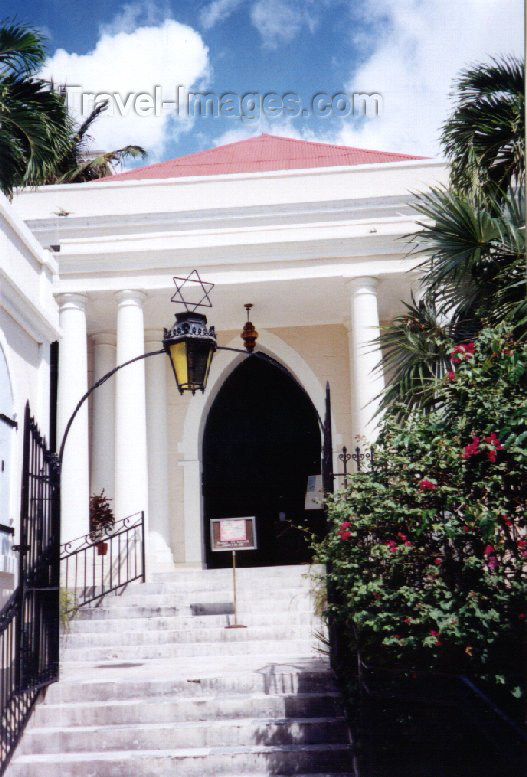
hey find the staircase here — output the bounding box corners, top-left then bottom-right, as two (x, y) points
(9, 563), (355, 776)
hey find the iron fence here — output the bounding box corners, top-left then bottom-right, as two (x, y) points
(0, 404), (60, 775)
(60, 512), (145, 613)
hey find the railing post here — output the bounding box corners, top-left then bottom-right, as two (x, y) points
(141, 511), (146, 583)
(14, 403), (31, 691)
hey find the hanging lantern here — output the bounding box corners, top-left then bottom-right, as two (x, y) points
(163, 311), (217, 395)
(241, 303), (258, 353)
(164, 271), (217, 394)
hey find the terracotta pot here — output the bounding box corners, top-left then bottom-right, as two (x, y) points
(96, 542), (108, 556)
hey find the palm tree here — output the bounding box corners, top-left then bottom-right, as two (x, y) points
(376, 56), (525, 418)
(0, 21), (72, 196)
(442, 56), (524, 200)
(42, 98), (146, 184)
(375, 294), (453, 419)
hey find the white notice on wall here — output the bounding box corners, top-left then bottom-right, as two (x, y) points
(304, 474), (323, 510)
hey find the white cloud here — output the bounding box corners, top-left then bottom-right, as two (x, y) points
(249, 0), (319, 48)
(41, 13), (210, 161)
(220, 0), (523, 158)
(212, 116), (303, 146)
(332, 0), (525, 157)
(99, 1), (171, 35)
(199, 0), (246, 30)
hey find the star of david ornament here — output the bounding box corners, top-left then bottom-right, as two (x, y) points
(171, 269), (214, 312)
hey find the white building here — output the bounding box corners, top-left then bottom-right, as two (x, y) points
(8, 134), (448, 572)
(0, 193), (60, 597)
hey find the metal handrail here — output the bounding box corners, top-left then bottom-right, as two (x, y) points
(60, 511), (145, 613)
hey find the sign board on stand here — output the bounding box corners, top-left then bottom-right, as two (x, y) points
(210, 517), (257, 628)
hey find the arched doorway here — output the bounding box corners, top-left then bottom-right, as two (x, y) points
(202, 355), (324, 568)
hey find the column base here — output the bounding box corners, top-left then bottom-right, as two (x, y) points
(148, 532), (176, 573)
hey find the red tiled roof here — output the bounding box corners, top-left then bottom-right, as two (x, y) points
(99, 134), (427, 182)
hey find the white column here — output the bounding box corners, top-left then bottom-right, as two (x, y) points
(91, 333), (116, 502)
(114, 291), (148, 522)
(145, 330), (174, 570)
(57, 294), (89, 543)
(348, 277), (385, 442)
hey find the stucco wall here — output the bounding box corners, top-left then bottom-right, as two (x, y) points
(0, 194), (60, 591)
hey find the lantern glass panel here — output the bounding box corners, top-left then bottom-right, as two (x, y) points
(186, 338), (215, 391)
(169, 341), (188, 391)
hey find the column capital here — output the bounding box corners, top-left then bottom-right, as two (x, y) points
(115, 289), (146, 306)
(347, 276), (379, 293)
(91, 331), (116, 347)
(56, 292), (88, 312)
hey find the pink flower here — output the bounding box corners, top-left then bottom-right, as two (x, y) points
(419, 478), (437, 491)
(485, 433), (503, 451)
(518, 613), (526, 621)
(502, 516), (512, 528)
(450, 343), (475, 364)
(397, 532), (407, 541)
(404, 541), (413, 548)
(484, 433), (503, 463)
(483, 545), (494, 556)
(462, 437), (480, 460)
(429, 630), (439, 637)
(338, 528), (351, 541)
(340, 521), (351, 529)
(404, 617), (412, 625)
(446, 371), (456, 382)
(433, 558), (442, 566)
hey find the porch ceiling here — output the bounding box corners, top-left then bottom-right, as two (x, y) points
(84, 272), (417, 335)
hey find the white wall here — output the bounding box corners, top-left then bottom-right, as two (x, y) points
(0, 193), (60, 592)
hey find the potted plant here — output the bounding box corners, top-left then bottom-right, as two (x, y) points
(89, 490), (114, 556)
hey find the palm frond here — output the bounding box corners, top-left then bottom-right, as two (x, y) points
(374, 294), (454, 420)
(0, 20), (45, 75)
(55, 144), (146, 183)
(442, 55), (525, 197)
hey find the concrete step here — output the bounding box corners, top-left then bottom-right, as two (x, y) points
(21, 716), (349, 754)
(48, 661), (337, 703)
(10, 564), (349, 777)
(60, 637), (323, 662)
(32, 691), (344, 727)
(150, 564), (324, 584)
(135, 578), (317, 594)
(75, 595), (315, 617)
(69, 610), (320, 631)
(9, 743), (354, 776)
(96, 589), (315, 608)
(62, 623), (321, 648)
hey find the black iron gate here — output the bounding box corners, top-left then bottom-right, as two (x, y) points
(322, 382), (334, 496)
(0, 403), (60, 774)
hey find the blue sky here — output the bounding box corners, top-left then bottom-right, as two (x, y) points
(5, 1), (524, 168)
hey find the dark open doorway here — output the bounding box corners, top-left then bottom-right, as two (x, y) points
(202, 355), (324, 568)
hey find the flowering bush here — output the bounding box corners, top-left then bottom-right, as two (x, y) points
(312, 327), (526, 703)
